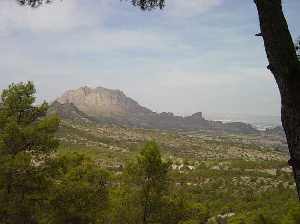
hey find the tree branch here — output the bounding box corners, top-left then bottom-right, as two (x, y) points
(17, 0), (52, 7)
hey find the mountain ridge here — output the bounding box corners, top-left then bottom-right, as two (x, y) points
(51, 86), (259, 134)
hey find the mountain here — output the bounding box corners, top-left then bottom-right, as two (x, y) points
(56, 86), (152, 117)
(48, 101), (93, 124)
(49, 100), (131, 126)
(51, 86), (259, 134)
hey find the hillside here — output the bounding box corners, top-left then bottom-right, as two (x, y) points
(50, 86), (291, 223)
(54, 120), (294, 223)
(52, 86), (259, 134)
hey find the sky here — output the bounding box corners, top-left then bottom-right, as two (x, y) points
(0, 0), (299, 117)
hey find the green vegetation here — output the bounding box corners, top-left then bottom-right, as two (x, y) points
(0, 82), (300, 224)
(0, 82), (109, 224)
(0, 82), (59, 223)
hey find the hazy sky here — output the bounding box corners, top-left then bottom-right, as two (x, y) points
(0, 0), (299, 116)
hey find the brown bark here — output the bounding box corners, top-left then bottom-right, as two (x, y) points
(254, 0), (300, 199)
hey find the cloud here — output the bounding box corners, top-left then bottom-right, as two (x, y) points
(47, 28), (194, 58)
(165, 0), (222, 17)
(0, 0), (283, 116)
(0, 0), (109, 35)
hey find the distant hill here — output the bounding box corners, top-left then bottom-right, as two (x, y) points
(51, 86), (259, 134)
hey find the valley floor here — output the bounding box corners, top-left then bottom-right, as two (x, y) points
(56, 121), (297, 223)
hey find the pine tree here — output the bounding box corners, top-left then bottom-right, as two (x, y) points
(125, 141), (171, 224)
(0, 81), (60, 224)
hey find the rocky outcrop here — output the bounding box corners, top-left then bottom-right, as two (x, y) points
(56, 86), (152, 117)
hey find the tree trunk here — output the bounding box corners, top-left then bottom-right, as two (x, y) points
(254, 0), (300, 199)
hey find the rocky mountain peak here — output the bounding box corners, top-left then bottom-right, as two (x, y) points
(56, 86), (152, 118)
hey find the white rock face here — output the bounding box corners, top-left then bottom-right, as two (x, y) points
(56, 86), (152, 117)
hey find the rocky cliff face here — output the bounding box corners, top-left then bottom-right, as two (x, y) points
(52, 86), (259, 134)
(56, 86), (152, 117)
